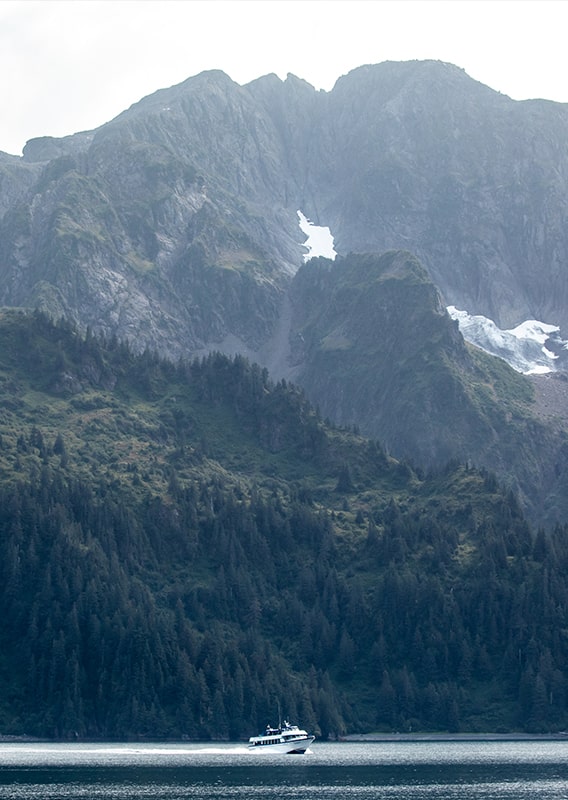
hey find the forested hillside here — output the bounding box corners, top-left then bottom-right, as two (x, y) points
(0, 310), (567, 738)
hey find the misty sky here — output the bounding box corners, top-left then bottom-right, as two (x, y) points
(1, 0), (567, 156)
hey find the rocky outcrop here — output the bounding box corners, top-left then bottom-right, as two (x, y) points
(287, 251), (472, 463)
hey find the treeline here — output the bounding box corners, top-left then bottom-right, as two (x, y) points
(2, 459), (568, 738)
(0, 470), (345, 739)
(8, 310), (333, 464)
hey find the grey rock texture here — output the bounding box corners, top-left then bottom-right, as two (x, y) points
(3, 61), (568, 347)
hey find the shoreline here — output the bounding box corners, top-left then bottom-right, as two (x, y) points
(341, 732), (568, 742)
(3, 732), (568, 744)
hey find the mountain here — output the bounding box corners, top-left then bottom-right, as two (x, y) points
(1, 310), (568, 738)
(2, 61), (568, 523)
(5, 60), (568, 341)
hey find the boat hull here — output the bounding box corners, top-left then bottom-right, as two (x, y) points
(248, 735), (315, 754)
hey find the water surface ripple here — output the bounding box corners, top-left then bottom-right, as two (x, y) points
(1, 740), (567, 799)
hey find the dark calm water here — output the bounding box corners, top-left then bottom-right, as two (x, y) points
(1, 740), (568, 799)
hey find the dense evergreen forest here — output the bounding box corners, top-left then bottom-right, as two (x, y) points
(0, 310), (567, 739)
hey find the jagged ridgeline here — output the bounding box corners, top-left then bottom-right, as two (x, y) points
(0, 309), (567, 738)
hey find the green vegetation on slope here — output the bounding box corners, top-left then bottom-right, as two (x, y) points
(0, 310), (567, 739)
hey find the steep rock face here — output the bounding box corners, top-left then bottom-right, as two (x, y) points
(0, 152), (41, 219)
(3, 61), (568, 344)
(251, 61), (568, 331)
(288, 251), (474, 465)
(88, 70), (306, 271)
(308, 62), (568, 329)
(1, 72), (303, 355)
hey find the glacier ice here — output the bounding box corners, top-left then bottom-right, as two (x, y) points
(447, 306), (567, 374)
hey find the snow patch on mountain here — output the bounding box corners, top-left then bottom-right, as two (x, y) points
(298, 211), (337, 262)
(448, 306), (568, 374)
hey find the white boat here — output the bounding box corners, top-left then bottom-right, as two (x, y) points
(248, 720), (315, 754)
